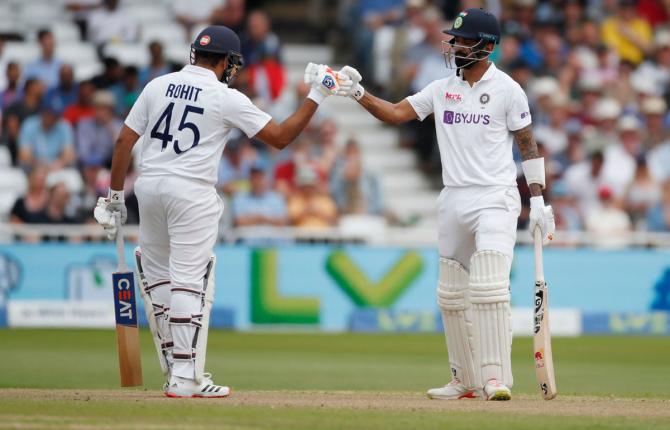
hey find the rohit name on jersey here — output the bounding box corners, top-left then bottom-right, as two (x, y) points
(166, 84), (203, 102)
(443, 110), (490, 125)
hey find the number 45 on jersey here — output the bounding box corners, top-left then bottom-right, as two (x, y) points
(151, 102), (204, 155)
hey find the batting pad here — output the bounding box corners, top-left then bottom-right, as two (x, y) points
(436, 258), (477, 389)
(469, 250), (513, 387)
(135, 247), (173, 376)
(168, 255), (216, 383)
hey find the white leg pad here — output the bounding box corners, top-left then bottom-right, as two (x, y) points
(436, 258), (477, 389)
(135, 247), (173, 376)
(469, 250), (513, 387)
(168, 256), (216, 384)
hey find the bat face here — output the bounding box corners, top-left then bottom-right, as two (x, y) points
(533, 281), (545, 335)
(112, 271), (138, 327)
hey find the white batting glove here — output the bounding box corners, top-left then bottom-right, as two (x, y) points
(529, 196), (555, 245)
(336, 65), (365, 100)
(93, 190), (127, 240)
(304, 62), (340, 104)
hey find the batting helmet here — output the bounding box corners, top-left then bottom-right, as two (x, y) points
(190, 25), (244, 84)
(444, 8), (501, 45)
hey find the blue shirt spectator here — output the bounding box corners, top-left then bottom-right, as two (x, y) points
(45, 65), (78, 110)
(232, 166), (287, 227)
(139, 41), (172, 87)
(76, 90), (122, 168)
(18, 101), (75, 171)
(24, 30), (62, 89)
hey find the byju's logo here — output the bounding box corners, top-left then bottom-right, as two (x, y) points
(443, 110), (490, 125)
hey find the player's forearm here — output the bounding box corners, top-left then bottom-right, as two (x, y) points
(109, 126), (140, 191)
(514, 124), (543, 197)
(357, 92), (404, 125)
(274, 99), (319, 149)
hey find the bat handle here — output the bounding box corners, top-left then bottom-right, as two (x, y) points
(534, 227), (544, 282)
(115, 212), (127, 271)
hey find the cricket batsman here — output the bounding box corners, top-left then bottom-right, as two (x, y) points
(94, 25), (340, 397)
(333, 8), (555, 400)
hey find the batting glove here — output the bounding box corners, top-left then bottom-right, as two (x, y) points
(93, 189), (127, 240)
(336, 65), (365, 100)
(304, 62), (339, 105)
(529, 196), (555, 245)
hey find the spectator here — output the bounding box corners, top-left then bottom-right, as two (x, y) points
(110, 66), (140, 116)
(533, 93), (570, 155)
(409, 6), (450, 92)
(601, 0), (653, 66)
(625, 157), (661, 229)
(18, 100), (75, 172)
(24, 29), (62, 90)
(634, 30), (670, 98)
(210, 0), (247, 34)
(1, 79), (45, 165)
(91, 57), (124, 89)
(331, 139), (385, 216)
(66, 0), (100, 40)
(0, 38), (7, 91)
(242, 11), (285, 104)
(10, 164), (50, 224)
(42, 182), (80, 224)
(232, 165), (287, 227)
(287, 166), (337, 229)
(585, 185), (632, 249)
(173, 0), (223, 41)
(312, 119), (338, 175)
(217, 137), (259, 195)
(565, 150), (605, 217)
(549, 180), (582, 231)
(646, 179), (670, 231)
(640, 97), (668, 151)
(1, 62), (22, 109)
(637, 0), (670, 28)
(274, 137), (327, 195)
(46, 64), (78, 110)
(602, 115), (643, 198)
(76, 90), (121, 170)
(87, 0), (139, 46)
(62, 80), (96, 126)
(139, 41), (172, 86)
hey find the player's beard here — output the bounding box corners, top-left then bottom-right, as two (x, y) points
(455, 54), (477, 69)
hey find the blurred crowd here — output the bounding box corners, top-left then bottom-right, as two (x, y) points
(2, 0), (670, 244)
(0, 0), (391, 241)
(340, 0), (670, 237)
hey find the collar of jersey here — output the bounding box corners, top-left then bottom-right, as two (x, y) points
(457, 62), (497, 86)
(182, 65), (225, 85)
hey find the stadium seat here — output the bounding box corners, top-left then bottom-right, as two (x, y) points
(0, 192), (18, 222)
(102, 43), (150, 67)
(74, 62), (104, 82)
(164, 43), (191, 66)
(125, 5), (172, 24)
(0, 167), (28, 196)
(0, 147), (11, 168)
(141, 22), (187, 45)
(2, 42), (41, 66)
(56, 43), (98, 65)
(46, 168), (84, 194)
(51, 22), (81, 43)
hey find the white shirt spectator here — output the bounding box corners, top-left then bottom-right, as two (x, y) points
(87, 4), (139, 45)
(648, 141), (670, 182)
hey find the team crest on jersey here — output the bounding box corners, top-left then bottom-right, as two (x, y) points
(479, 93), (490, 104)
(199, 35), (211, 46)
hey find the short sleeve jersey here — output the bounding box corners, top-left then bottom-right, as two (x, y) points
(125, 65), (272, 186)
(406, 63), (531, 188)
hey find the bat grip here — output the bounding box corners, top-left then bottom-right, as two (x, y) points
(115, 212), (127, 271)
(534, 227), (544, 282)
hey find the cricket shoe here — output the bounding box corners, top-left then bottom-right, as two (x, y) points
(483, 379), (511, 401)
(427, 379), (479, 400)
(165, 373), (231, 398)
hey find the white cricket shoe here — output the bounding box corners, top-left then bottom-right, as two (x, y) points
(483, 379), (511, 401)
(427, 379), (479, 400)
(165, 373), (231, 398)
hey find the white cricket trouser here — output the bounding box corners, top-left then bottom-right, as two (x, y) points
(437, 186), (521, 268)
(134, 175), (223, 379)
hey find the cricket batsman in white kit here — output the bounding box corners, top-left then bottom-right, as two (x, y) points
(333, 8), (555, 400)
(94, 25), (341, 397)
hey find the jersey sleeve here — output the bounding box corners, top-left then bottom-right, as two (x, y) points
(124, 84), (151, 135)
(506, 83), (532, 131)
(405, 80), (438, 121)
(223, 90), (272, 138)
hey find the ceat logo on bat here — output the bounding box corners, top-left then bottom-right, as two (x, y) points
(535, 349), (545, 368)
(200, 35), (211, 46)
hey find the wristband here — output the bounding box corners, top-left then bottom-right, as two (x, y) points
(109, 189), (125, 203)
(351, 84), (365, 101)
(521, 157), (545, 189)
(307, 88), (326, 105)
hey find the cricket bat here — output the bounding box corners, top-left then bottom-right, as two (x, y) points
(112, 213), (143, 387)
(533, 228), (557, 400)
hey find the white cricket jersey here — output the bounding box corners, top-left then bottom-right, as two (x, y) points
(406, 63), (531, 188)
(125, 65), (272, 186)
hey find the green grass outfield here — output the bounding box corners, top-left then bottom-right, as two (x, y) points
(1, 329), (669, 429)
